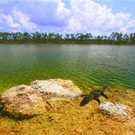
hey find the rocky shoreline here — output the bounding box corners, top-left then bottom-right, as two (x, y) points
(0, 79), (135, 135)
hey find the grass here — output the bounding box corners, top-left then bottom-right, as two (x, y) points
(0, 86), (135, 135)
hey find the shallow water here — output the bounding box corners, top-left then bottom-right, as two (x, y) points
(0, 44), (135, 91)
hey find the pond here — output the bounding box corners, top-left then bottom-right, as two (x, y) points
(0, 44), (135, 92)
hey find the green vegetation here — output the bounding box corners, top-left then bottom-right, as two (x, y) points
(0, 32), (135, 44)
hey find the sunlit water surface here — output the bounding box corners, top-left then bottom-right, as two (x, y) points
(0, 44), (135, 92)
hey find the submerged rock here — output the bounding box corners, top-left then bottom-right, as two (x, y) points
(99, 101), (132, 120)
(0, 85), (46, 119)
(31, 79), (82, 98)
(0, 79), (82, 119)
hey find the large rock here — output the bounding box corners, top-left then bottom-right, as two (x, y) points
(0, 85), (46, 119)
(0, 79), (82, 119)
(31, 79), (82, 98)
(99, 102), (132, 120)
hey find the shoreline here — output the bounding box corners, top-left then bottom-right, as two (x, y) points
(0, 41), (135, 45)
(0, 80), (135, 135)
(1, 83), (135, 94)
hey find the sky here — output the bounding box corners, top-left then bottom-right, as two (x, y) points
(0, 0), (135, 34)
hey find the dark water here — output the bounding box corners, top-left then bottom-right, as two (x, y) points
(0, 44), (135, 91)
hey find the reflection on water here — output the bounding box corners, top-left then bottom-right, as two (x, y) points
(0, 44), (135, 91)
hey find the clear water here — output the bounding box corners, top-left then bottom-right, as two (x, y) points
(0, 44), (135, 92)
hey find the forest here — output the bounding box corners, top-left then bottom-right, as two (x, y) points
(0, 32), (135, 44)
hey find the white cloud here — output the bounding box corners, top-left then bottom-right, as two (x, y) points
(0, 0), (134, 33)
(121, 19), (135, 33)
(64, 0), (134, 34)
(11, 9), (39, 32)
(0, 9), (38, 32)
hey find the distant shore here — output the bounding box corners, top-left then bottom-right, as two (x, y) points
(0, 40), (135, 45)
(0, 32), (134, 45)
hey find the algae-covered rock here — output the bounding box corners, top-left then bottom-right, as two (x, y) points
(31, 79), (82, 98)
(0, 85), (46, 119)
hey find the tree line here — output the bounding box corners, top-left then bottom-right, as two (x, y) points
(0, 32), (135, 44)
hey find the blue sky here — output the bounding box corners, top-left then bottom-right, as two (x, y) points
(98, 0), (135, 15)
(0, 0), (135, 34)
